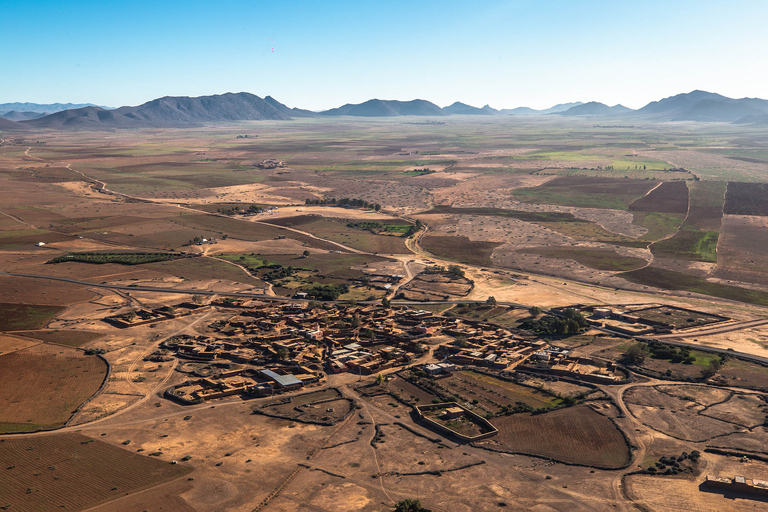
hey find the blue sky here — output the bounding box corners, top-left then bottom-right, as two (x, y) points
(2, 0), (767, 109)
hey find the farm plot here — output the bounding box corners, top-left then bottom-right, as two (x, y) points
(650, 181), (723, 262)
(0, 433), (191, 512)
(421, 235), (501, 267)
(628, 181), (689, 213)
(386, 375), (440, 404)
(618, 266), (768, 306)
(656, 384), (732, 406)
(256, 389), (353, 424)
(631, 212), (687, 242)
(684, 181), (726, 231)
(724, 182), (768, 216)
(12, 330), (102, 347)
(651, 226), (719, 262)
(0, 344), (107, 433)
(478, 405), (630, 468)
(624, 386), (739, 442)
(513, 177), (657, 210)
(701, 393), (768, 428)
(714, 215), (768, 286)
(265, 215), (409, 254)
(438, 371), (561, 416)
(0, 303), (64, 331)
(399, 274), (473, 300)
(629, 306), (728, 330)
(718, 358), (768, 390)
(708, 428), (768, 455)
(173, 212), (342, 252)
(517, 247), (646, 272)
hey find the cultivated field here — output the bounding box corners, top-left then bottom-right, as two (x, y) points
(0, 343), (107, 432)
(0, 433), (190, 511)
(477, 404), (631, 468)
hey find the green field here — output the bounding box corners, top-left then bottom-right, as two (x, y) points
(632, 212), (687, 241)
(513, 177), (657, 210)
(0, 304), (65, 331)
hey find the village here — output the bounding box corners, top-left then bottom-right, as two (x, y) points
(97, 300), (630, 405)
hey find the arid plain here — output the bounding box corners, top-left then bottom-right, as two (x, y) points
(2, 116), (768, 511)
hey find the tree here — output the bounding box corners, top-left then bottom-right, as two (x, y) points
(623, 343), (649, 365)
(528, 306), (542, 317)
(394, 499), (431, 512)
(381, 297), (391, 308)
(375, 373), (384, 386)
(276, 347), (289, 360)
(486, 296), (497, 306)
(374, 203), (381, 211)
(701, 358), (723, 379)
(302, 250), (310, 258)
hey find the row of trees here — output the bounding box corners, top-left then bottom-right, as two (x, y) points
(48, 252), (182, 265)
(305, 197), (381, 211)
(218, 204), (261, 215)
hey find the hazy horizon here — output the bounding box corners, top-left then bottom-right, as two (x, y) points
(2, 0), (768, 110)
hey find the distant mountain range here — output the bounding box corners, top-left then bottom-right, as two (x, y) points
(0, 102), (101, 115)
(557, 101), (632, 116)
(1, 90), (767, 131)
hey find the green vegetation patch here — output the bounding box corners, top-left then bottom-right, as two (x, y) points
(513, 177), (657, 210)
(518, 247), (647, 271)
(724, 182), (768, 216)
(421, 235), (501, 267)
(619, 266), (768, 306)
(632, 212), (687, 241)
(346, 221), (416, 236)
(685, 181), (726, 231)
(400, 168), (436, 176)
(0, 303), (65, 331)
(651, 228), (719, 262)
(628, 181), (689, 214)
(47, 252), (185, 265)
(648, 181), (725, 262)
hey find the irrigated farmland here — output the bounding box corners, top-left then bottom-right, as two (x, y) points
(0, 344), (107, 433)
(0, 433), (191, 511)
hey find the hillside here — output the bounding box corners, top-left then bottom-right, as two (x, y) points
(636, 90), (768, 122)
(0, 118), (25, 131)
(559, 102), (633, 116)
(320, 99), (444, 117)
(23, 92), (293, 129)
(1, 111), (47, 121)
(442, 102), (497, 115)
(502, 102), (584, 115)
(0, 102), (99, 114)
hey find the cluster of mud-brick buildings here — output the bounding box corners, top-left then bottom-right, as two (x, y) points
(113, 299), (635, 404)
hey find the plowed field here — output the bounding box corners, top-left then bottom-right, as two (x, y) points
(0, 344), (107, 433)
(0, 433), (190, 511)
(478, 404), (630, 468)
